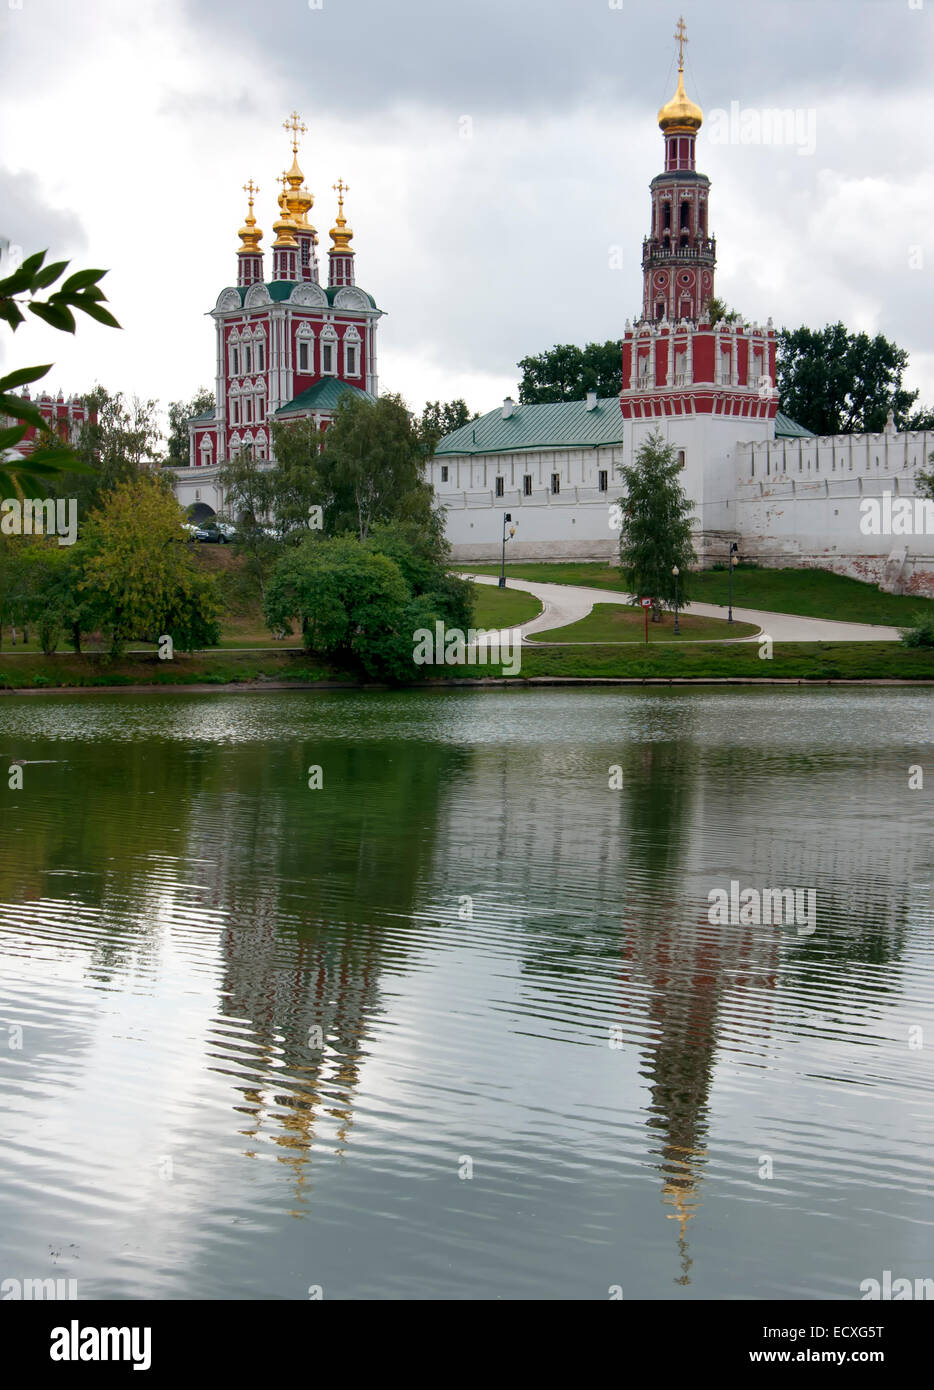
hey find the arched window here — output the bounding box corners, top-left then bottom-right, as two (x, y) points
(296, 323), (314, 374)
(343, 325), (361, 377)
(252, 328), (266, 373)
(320, 324), (338, 375)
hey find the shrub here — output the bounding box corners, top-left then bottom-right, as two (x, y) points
(900, 614), (934, 648)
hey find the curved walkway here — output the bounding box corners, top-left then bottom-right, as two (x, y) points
(459, 572), (902, 643)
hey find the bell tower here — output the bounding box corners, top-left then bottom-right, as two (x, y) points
(620, 20), (778, 452)
(642, 17), (715, 323)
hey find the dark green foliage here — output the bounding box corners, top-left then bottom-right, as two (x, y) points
(0, 250), (119, 497)
(776, 323), (926, 435)
(165, 387), (215, 467)
(416, 399), (477, 455)
(517, 340), (622, 404)
(900, 615), (934, 648)
(616, 429), (696, 620)
(265, 524), (475, 683)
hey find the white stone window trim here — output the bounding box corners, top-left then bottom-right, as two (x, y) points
(320, 324), (338, 376)
(343, 324), (362, 377)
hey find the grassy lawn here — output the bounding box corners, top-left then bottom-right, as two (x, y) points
(2, 640), (932, 690)
(526, 602), (758, 644)
(472, 641), (934, 681)
(0, 650), (342, 690)
(461, 562), (934, 627)
(469, 581), (542, 628)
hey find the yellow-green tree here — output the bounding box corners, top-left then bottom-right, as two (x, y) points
(80, 475), (221, 655)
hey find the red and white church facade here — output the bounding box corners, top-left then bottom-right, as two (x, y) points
(173, 113), (382, 521)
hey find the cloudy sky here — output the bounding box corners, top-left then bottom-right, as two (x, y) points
(1, 0), (932, 438)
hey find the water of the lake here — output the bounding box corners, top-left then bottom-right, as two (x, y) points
(0, 687), (931, 1300)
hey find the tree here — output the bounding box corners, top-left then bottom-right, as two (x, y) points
(0, 532), (35, 649)
(776, 323), (925, 435)
(165, 387), (215, 468)
(267, 417), (326, 542)
(417, 399), (477, 455)
(616, 429), (697, 622)
(265, 525), (471, 683)
(704, 296), (740, 326)
(0, 249), (119, 498)
(51, 386), (162, 512)
(517, 340), (622, 404)
(216, 446), (280, 602)
(365, 518), (473, 633)
(312, 391), (434, 540)
(264, 534), (411, 679)
(80, 474), (220, 655)
(917, 450), (934, 503)
(18, 541), (89, 654)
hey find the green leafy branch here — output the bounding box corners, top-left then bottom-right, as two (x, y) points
(0, 250), (121, 497)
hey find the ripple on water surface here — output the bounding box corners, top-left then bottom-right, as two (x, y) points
(0, 688), (932, 1299)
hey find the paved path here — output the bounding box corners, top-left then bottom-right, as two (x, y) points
(459, 573), (902, 643)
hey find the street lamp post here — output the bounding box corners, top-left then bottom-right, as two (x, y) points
(672, 565), (680, 635)
(499, 513), (515, 587)
(727, 541), (739, 624)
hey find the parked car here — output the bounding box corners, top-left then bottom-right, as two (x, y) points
(193, 521), (236, 544)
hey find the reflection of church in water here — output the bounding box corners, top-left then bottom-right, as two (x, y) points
(428, 721), (922, 1285)
(215, 903), (382, 1207)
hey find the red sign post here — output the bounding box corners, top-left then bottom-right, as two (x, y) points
(640, 596), (653, 644)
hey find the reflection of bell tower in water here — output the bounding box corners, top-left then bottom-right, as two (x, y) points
(619, 741), (781, 1285)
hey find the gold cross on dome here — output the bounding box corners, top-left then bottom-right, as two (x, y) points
(283, 110), (307, 154)
(242, 178), (259, 210)
(332, 178), (349, 210)
(674, 16), (688, 69)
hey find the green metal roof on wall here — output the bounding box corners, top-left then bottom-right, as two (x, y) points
(774, 411), (813, 437)
(275, 377), (374, 414)
(435, 398), (626, 456)
(188, 409), (216, 424)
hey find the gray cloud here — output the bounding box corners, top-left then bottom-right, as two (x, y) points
(180, 0), (933, 118)
(0, 166), (87, 257)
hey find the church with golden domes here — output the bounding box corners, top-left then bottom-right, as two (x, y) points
(173, 111), (382, 522)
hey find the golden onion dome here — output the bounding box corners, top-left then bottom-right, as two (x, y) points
(272, 182), (299, 249)
(237, 180), (263, 256)
(329, 179), (353, 254)
(658, 67), (703, 132)
(285, 156), (314, 228)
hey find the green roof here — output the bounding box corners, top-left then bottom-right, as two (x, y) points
(232, 281), (378, 309)
(326, 284), (378, 309)
(774, 411), (813, 437)
(188, 409), (216, 424)
(275, 377), (373, 415)
(436, 398), (625, 456)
